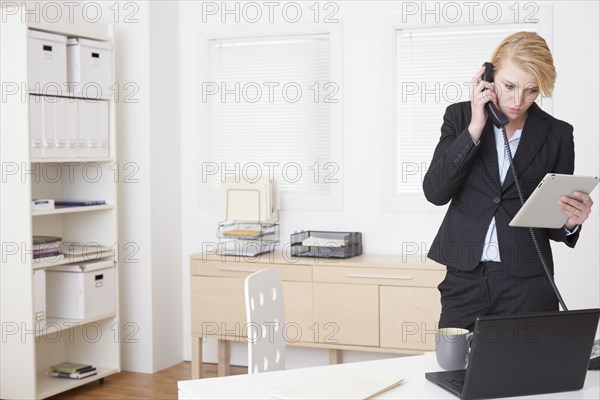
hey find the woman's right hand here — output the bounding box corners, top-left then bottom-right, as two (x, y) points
(468, 66), (496, 142)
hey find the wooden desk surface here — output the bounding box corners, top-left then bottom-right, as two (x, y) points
(190, 252), (445, 271)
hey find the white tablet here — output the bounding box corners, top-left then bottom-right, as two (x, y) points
(509, 174), (599, 229)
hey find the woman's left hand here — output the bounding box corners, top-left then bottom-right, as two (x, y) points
(560, 191), (594, 230)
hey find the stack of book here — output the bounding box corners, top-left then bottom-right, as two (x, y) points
(33, 236), (62, 259)
(48, 362), (97, 379)
(55, 200), (106, 207)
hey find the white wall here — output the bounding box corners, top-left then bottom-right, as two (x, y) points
(111, 2), (154, 372)
(148, 1), (183, 372)
(549, 0), (600, 311)
(179, 0), (599, 368)
(104, 0), (183, 372)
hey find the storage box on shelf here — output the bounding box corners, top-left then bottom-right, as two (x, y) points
(1, 9), (119, 399)
(33, 252), (117, 341)
(27, 30), (67, 93)
(67, 38), (113, 97)
(46, 259), (116, 320)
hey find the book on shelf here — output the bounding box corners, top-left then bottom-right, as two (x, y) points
(33, 236), (62, 245)
(48, 361), (97, 379)
(55, 200), (107, 207)
(33, 236), (62, 259)
(50, 362), (94, 373)
(61, 243), (112, 257)
(48, 369), (97, 379)
(33, 246), (62, 259)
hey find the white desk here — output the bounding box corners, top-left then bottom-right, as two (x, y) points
(178, 354), (600, 399)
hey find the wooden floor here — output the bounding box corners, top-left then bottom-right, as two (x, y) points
(47, 363), (247, 399)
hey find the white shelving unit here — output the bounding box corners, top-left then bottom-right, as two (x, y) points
(1, 8), (120, 399)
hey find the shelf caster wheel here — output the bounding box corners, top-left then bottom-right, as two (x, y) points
(99, 378), (105, 385)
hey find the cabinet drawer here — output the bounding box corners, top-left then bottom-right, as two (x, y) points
(313, 283), (379, 347)
(380, 286), (441, 351)
(191, 259), (311, 282)
(191, 277), (315, 343)
(282, 282), (314, 343)
(313, 266), (444, 288)
(191, 276), (245, 337)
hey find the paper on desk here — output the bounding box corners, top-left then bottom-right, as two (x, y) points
(301, 236), (346, 247)
(222, 229), (262, 238)
(267, 370), (404, 399)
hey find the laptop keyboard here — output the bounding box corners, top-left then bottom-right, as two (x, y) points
(446, 378), (465, 391)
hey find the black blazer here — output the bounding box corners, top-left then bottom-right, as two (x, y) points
(423, 101), (580, 277)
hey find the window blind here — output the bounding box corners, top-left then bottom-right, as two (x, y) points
(208, 34), (334, 196)
(395, 25), (536, 194)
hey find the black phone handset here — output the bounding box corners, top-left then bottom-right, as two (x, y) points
(482, 62), (510, 128)
(481, 62), (568, 311)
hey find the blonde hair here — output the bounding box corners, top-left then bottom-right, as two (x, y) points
(491, 31), (556, 97)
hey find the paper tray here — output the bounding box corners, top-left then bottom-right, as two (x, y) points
(290, 231), (362, 259)
(217, 241), (277, 257)
(218, 222), (279, 240)
(217, 222), (280, 256)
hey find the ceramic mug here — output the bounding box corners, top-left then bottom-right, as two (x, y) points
(435, 327), (473, 370)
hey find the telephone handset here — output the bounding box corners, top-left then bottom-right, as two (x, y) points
(482, 62), (509, 128)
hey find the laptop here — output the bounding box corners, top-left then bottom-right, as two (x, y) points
(425, 309), (600, 399)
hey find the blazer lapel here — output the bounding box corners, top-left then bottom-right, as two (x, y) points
(479, 120), (500, 188)
(501, 103), (549, 192)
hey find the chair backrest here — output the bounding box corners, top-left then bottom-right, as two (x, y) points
(244, 268), (286, 374)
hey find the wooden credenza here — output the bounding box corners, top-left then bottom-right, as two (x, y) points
(189, 252), (445, 378)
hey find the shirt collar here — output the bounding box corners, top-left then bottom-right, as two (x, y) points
(493, 125), (522, 143)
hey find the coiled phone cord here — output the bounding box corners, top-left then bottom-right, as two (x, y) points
(501, 126), (569, 311)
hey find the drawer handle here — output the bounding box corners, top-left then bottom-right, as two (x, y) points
(218, 267), (259, 273)
(345, 273), (413, 280)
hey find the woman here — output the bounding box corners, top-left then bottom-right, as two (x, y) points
(423, 31), (594, 330)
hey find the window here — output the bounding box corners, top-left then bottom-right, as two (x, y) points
(205, 33), (342, 209)
(385, 23), (541, 211)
